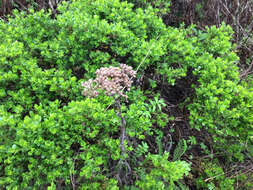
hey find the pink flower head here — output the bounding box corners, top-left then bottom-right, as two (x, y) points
(82, 64), (136, 98)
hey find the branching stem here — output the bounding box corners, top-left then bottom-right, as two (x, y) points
(115, 99), (131, 186)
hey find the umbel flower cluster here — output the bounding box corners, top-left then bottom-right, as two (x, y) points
(82, 64), (136, 98)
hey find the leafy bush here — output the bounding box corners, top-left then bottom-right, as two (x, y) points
(136, 152), (190, 190)
(196, 160), (235, 190)
(187, 25), (253, 160)
(0, 0), (252, 189)
(0, 90), (170, 189)
(126, 0), (171, 15)
(1, 98), (120, 188)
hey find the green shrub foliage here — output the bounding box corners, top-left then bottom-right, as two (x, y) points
(126, 0), (171, 15)
(196, 160), (235, 190)
(136, 152), (190, 190)
(0, 0), (252, 189)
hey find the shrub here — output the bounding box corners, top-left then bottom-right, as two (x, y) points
(136, 152), (191, 190)
(0, 90), (171, 188)
(1, 98), (120, 188)
(186, 25), (253, 160)
(0, 0), (252, 189)
(126, 0), (171, 15)
(196, 160), (235, 190)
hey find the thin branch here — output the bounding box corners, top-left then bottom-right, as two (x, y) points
(239, 59), (253, 81)
(115, 99), (132, 186)
(204, 164), (237, 182)
(165, 133), (172, 153)
(14, 0), (28, 11)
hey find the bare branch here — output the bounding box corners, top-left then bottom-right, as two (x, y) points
(239, 60), (253, 80)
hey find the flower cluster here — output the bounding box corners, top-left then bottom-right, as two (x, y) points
(82, 64), (136, 98)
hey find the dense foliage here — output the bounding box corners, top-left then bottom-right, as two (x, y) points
(0, 0), (252, 189)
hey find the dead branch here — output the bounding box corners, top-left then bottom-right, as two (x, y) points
(239, 59), (253, 81)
